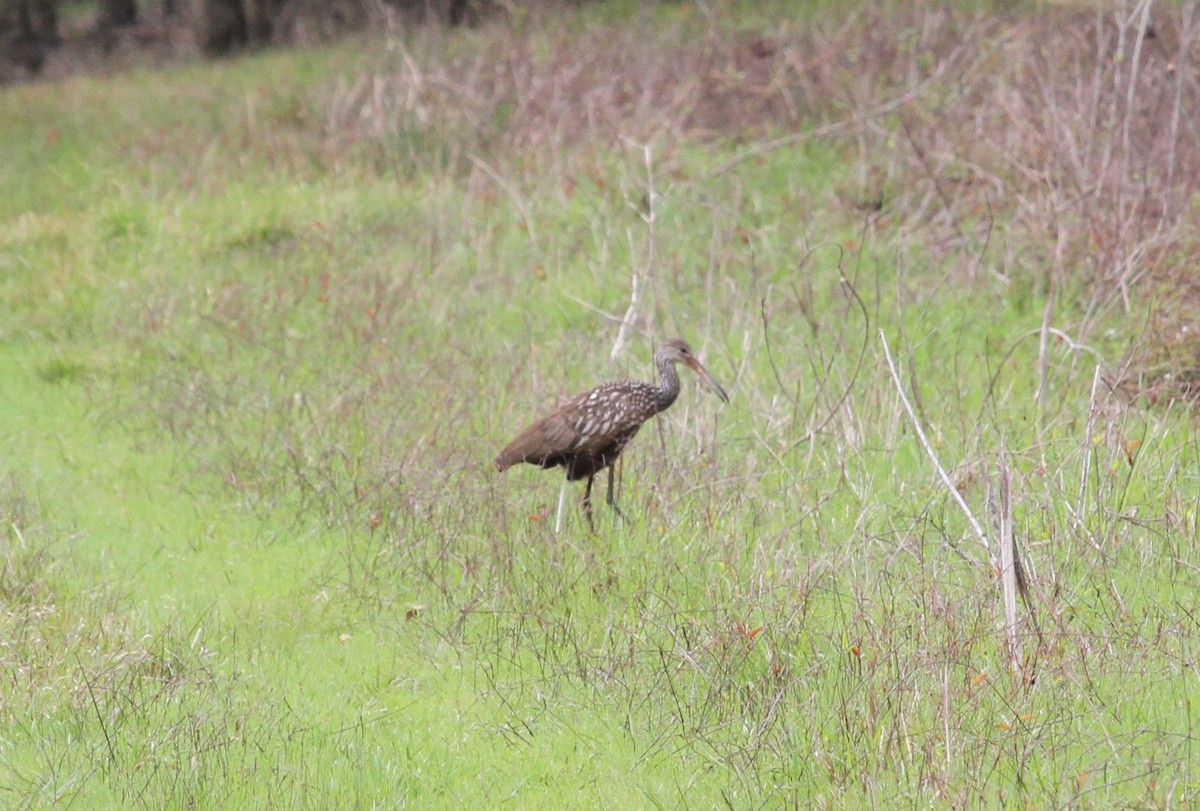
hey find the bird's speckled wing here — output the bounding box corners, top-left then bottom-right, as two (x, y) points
(557, 380), (659, 454)
(494, 379), (659, 471)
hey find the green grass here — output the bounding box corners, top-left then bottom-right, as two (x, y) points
(2, 1), (1199, 808)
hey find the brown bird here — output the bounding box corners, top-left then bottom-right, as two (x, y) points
(495, 338), (729, 531)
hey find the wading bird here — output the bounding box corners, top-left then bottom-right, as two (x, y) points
(495, 338), (729, 532)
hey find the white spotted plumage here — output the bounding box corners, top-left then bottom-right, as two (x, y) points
(495, 339), (729, 531)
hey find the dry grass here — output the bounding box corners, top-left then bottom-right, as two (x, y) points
(7, 2), (1200, 805)
(326, 1), (1199, 389)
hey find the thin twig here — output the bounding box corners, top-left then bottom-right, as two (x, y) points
(985, 325), (1104, 407)
(612, 231), (642, 361)
(1074, 365), (1104, 539)
(561, 293), (623, 324)
(760, 295), (793, 406)
(791, 272), (871, 448)
(1014, 542), (1043, 650)
(77, 653), (118, 770)
(996, 445), (1020, 670)
(941, 664), (952, 766)
(468, 154), (537, 246)
(612, 139), (657, 360)
(1036, 289), (1055, 412)
(880, 331), (991, 557)
(705, 42), (969, 179)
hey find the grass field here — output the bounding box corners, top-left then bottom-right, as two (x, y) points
(3, 1), (1200, 807)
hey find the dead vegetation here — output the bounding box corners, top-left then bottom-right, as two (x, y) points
(328, 2), (1200, 397)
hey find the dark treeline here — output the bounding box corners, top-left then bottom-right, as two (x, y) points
(0, 0), (487, 79)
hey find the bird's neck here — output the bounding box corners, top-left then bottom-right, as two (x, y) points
(655, 359), (681, 412)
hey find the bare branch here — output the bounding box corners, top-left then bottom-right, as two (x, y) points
(996, 446), (1019, 670)
(468, 155), (537, 247)
(880, 330), (991, 558)
(612, 139), (657, 361)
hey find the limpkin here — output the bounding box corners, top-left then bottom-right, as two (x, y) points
(495, 338), (729, 532)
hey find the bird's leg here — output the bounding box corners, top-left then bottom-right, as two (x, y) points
(582, 474), (596, 532)
(606, 464), (626, 525)
(554, 478), (568, 534)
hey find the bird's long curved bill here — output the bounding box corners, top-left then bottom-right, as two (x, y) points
(686, 358), (730, 404)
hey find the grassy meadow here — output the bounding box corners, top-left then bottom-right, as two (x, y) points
(3, 1), (1200, 807)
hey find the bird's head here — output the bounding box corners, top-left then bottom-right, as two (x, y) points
(657, 338), (730, 404)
